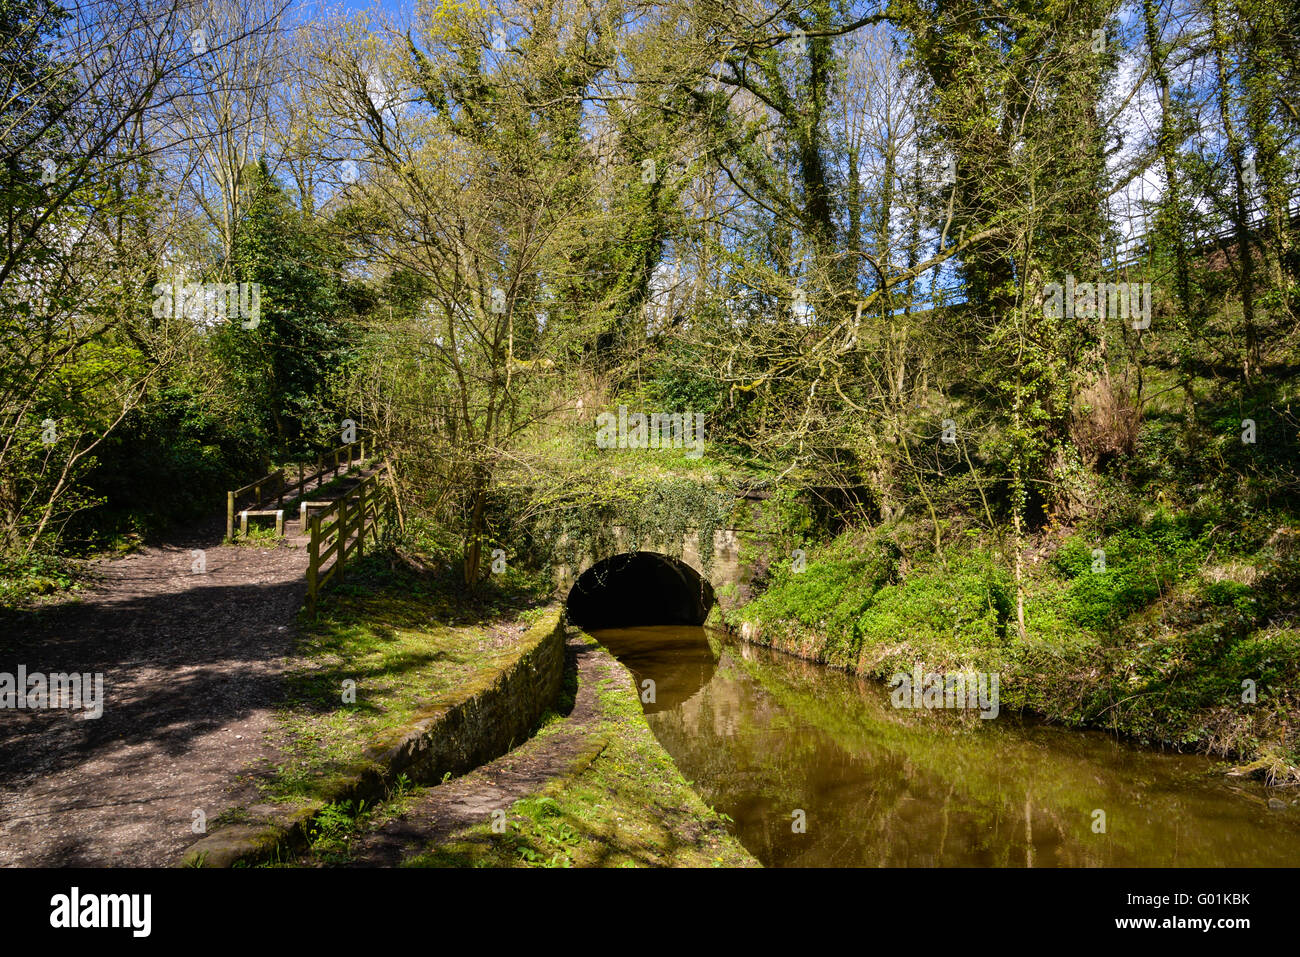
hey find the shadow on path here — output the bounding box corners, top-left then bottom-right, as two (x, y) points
(0, 535), (308, 867)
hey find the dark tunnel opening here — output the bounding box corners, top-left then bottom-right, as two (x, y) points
(566, 552), (716, 627)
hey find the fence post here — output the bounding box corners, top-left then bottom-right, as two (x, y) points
(337, 496), (348, 579)
(355, 486), (364, 564)
(227, 491), (235, 542)
(307, 515), (321, 619)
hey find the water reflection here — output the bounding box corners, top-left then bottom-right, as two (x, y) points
(591, 625), (1300, 867)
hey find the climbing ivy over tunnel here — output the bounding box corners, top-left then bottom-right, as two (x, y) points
(524, 476), (737, 577)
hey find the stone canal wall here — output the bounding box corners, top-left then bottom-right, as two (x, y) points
(181, 606), (567, 867)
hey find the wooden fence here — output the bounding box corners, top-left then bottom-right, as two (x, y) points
(225, 437), (375, 541)
(305, 466), (394, 619)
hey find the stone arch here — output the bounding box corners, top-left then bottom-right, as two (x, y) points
(566, 551), (716, 627)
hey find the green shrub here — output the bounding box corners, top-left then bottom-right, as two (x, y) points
(851, 550), (1014, 653)
(1052, 517), (1211, 628)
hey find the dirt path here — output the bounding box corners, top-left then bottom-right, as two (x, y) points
(0, 469), (371, 867)
(333, 631), (621, 867)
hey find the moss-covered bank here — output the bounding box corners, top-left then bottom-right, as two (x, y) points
(729, 516), (1300, 786)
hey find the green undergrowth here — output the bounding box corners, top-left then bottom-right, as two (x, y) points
(732, 512), (1300, 784)
(0, 550), (86, 608)
(402, 632), (758, 868)
(228, 522), (286, 546)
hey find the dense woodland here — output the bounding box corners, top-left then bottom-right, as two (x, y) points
(2, 0), (1298, 771)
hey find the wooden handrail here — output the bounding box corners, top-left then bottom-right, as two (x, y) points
(304, 468), (393, 619)
(226, 437), (378, 540)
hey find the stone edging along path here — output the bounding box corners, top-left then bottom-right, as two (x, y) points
(180, 607), (567, 867)
(320, 628), (760, 868)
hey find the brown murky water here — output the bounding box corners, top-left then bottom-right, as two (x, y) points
(590, 625), (1300, 867)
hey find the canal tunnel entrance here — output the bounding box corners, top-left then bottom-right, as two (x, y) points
(566, 552), (715, 627)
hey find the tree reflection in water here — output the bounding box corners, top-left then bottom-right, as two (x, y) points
(592, 625), (1300, 867)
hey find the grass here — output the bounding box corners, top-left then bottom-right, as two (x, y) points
(228, 522), (286, 546)
(257, 551), (553, 807)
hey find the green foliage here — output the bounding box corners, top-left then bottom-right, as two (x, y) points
(219, 161), (355, 456)
(736, 504), (1300, 777)
(1052, 517), (1212, 628)
(309, 799), (369, 855)
(0, 549), (80, 607)
(852, 551), (1015, 651)
(68, 386), (260, 545)
(741, 533), (1013, 668)
(742, 533), (895, 641)
(505, 796), (579, 868)
(645, 341), (729, 421)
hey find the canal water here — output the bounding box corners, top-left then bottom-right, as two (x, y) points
(590, 625), (1300, 867)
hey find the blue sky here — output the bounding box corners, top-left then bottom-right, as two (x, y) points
(291, 0), (417, 23)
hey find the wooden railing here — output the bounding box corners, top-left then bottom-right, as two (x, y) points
(1109, 193), (1300, 270)
(225, 437), (375, 541)
(305, 466), (394, 619)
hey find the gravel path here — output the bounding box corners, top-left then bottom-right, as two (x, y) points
(0, 507), (320, 867)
